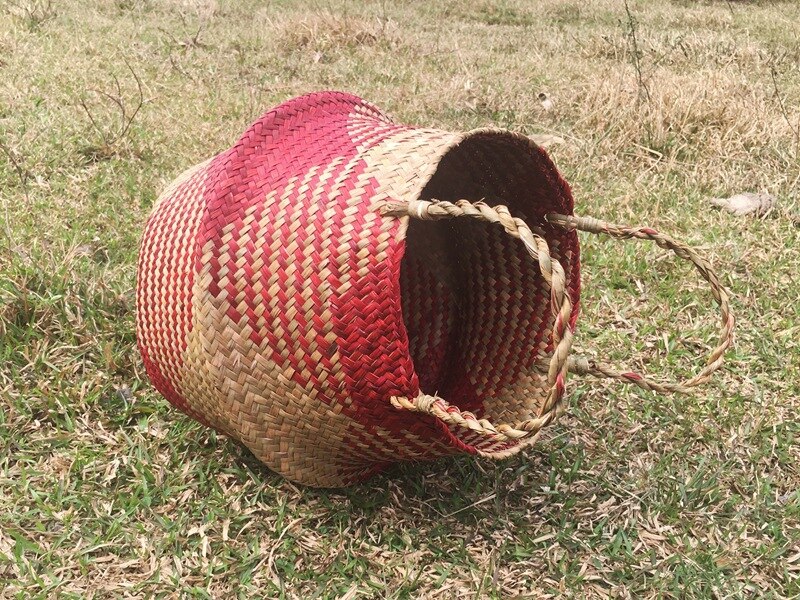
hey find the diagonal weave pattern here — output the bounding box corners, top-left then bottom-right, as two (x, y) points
(138, 91), (734, 487)
(136, 92), (581, 486)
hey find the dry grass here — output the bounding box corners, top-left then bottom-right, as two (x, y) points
(271, 12), (397, 54)
(1, 0), (799, 598)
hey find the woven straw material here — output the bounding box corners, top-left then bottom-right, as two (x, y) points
(136, 91), (732, 487)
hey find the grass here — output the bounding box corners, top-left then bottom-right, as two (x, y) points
(1, 0), (799, 597)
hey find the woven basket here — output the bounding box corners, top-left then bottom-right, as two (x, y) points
(136, 91), (733, 487)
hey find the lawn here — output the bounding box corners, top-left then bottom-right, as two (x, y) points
(1, 0), (799, 597)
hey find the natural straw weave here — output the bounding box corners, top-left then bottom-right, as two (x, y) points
(136, 91), (734, 487)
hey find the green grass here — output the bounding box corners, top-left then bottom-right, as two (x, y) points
(1, 0), (799, 597)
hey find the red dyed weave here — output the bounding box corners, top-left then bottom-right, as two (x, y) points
(137, 91), (581, 486)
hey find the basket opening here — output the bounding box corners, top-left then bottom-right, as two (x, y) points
(399, 132), (578, 430)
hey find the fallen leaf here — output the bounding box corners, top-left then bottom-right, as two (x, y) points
(530, 133), (565, 148)
(538, 91), (553, 111)
(709, 192), (775, 217)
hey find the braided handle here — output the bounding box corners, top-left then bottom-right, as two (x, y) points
(381, 198), (575, 446)
(381, 199), (735, 449)
(546, 213), (734, 393)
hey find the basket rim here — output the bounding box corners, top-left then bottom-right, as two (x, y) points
(385, 127), (581, 455)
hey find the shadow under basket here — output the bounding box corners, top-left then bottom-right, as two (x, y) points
(136, 91), (733, 487)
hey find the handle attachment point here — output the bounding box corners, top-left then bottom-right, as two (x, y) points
(546, 211), (734, 394)
(383, 198), (734, 451)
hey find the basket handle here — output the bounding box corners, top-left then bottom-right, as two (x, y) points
(545, 213), (734, 393)
(381, 199), (734, 447)
(381, 198), (576, 445)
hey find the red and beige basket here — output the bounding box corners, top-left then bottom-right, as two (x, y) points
(136, 91), (733, 487)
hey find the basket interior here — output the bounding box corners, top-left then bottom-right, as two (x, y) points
(400, 133), (578, 426)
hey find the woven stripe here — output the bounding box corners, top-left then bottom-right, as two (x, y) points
(137, 159), (213, 426)
(136, 92), (580, 486)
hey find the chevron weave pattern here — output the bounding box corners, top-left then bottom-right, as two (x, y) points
(136, 91), (732, 487)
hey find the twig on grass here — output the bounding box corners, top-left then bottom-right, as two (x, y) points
(78, 60), (146, 160)
(622, 0), (651, 105)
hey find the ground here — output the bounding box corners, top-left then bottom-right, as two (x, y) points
(1, 0), (799, 598)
